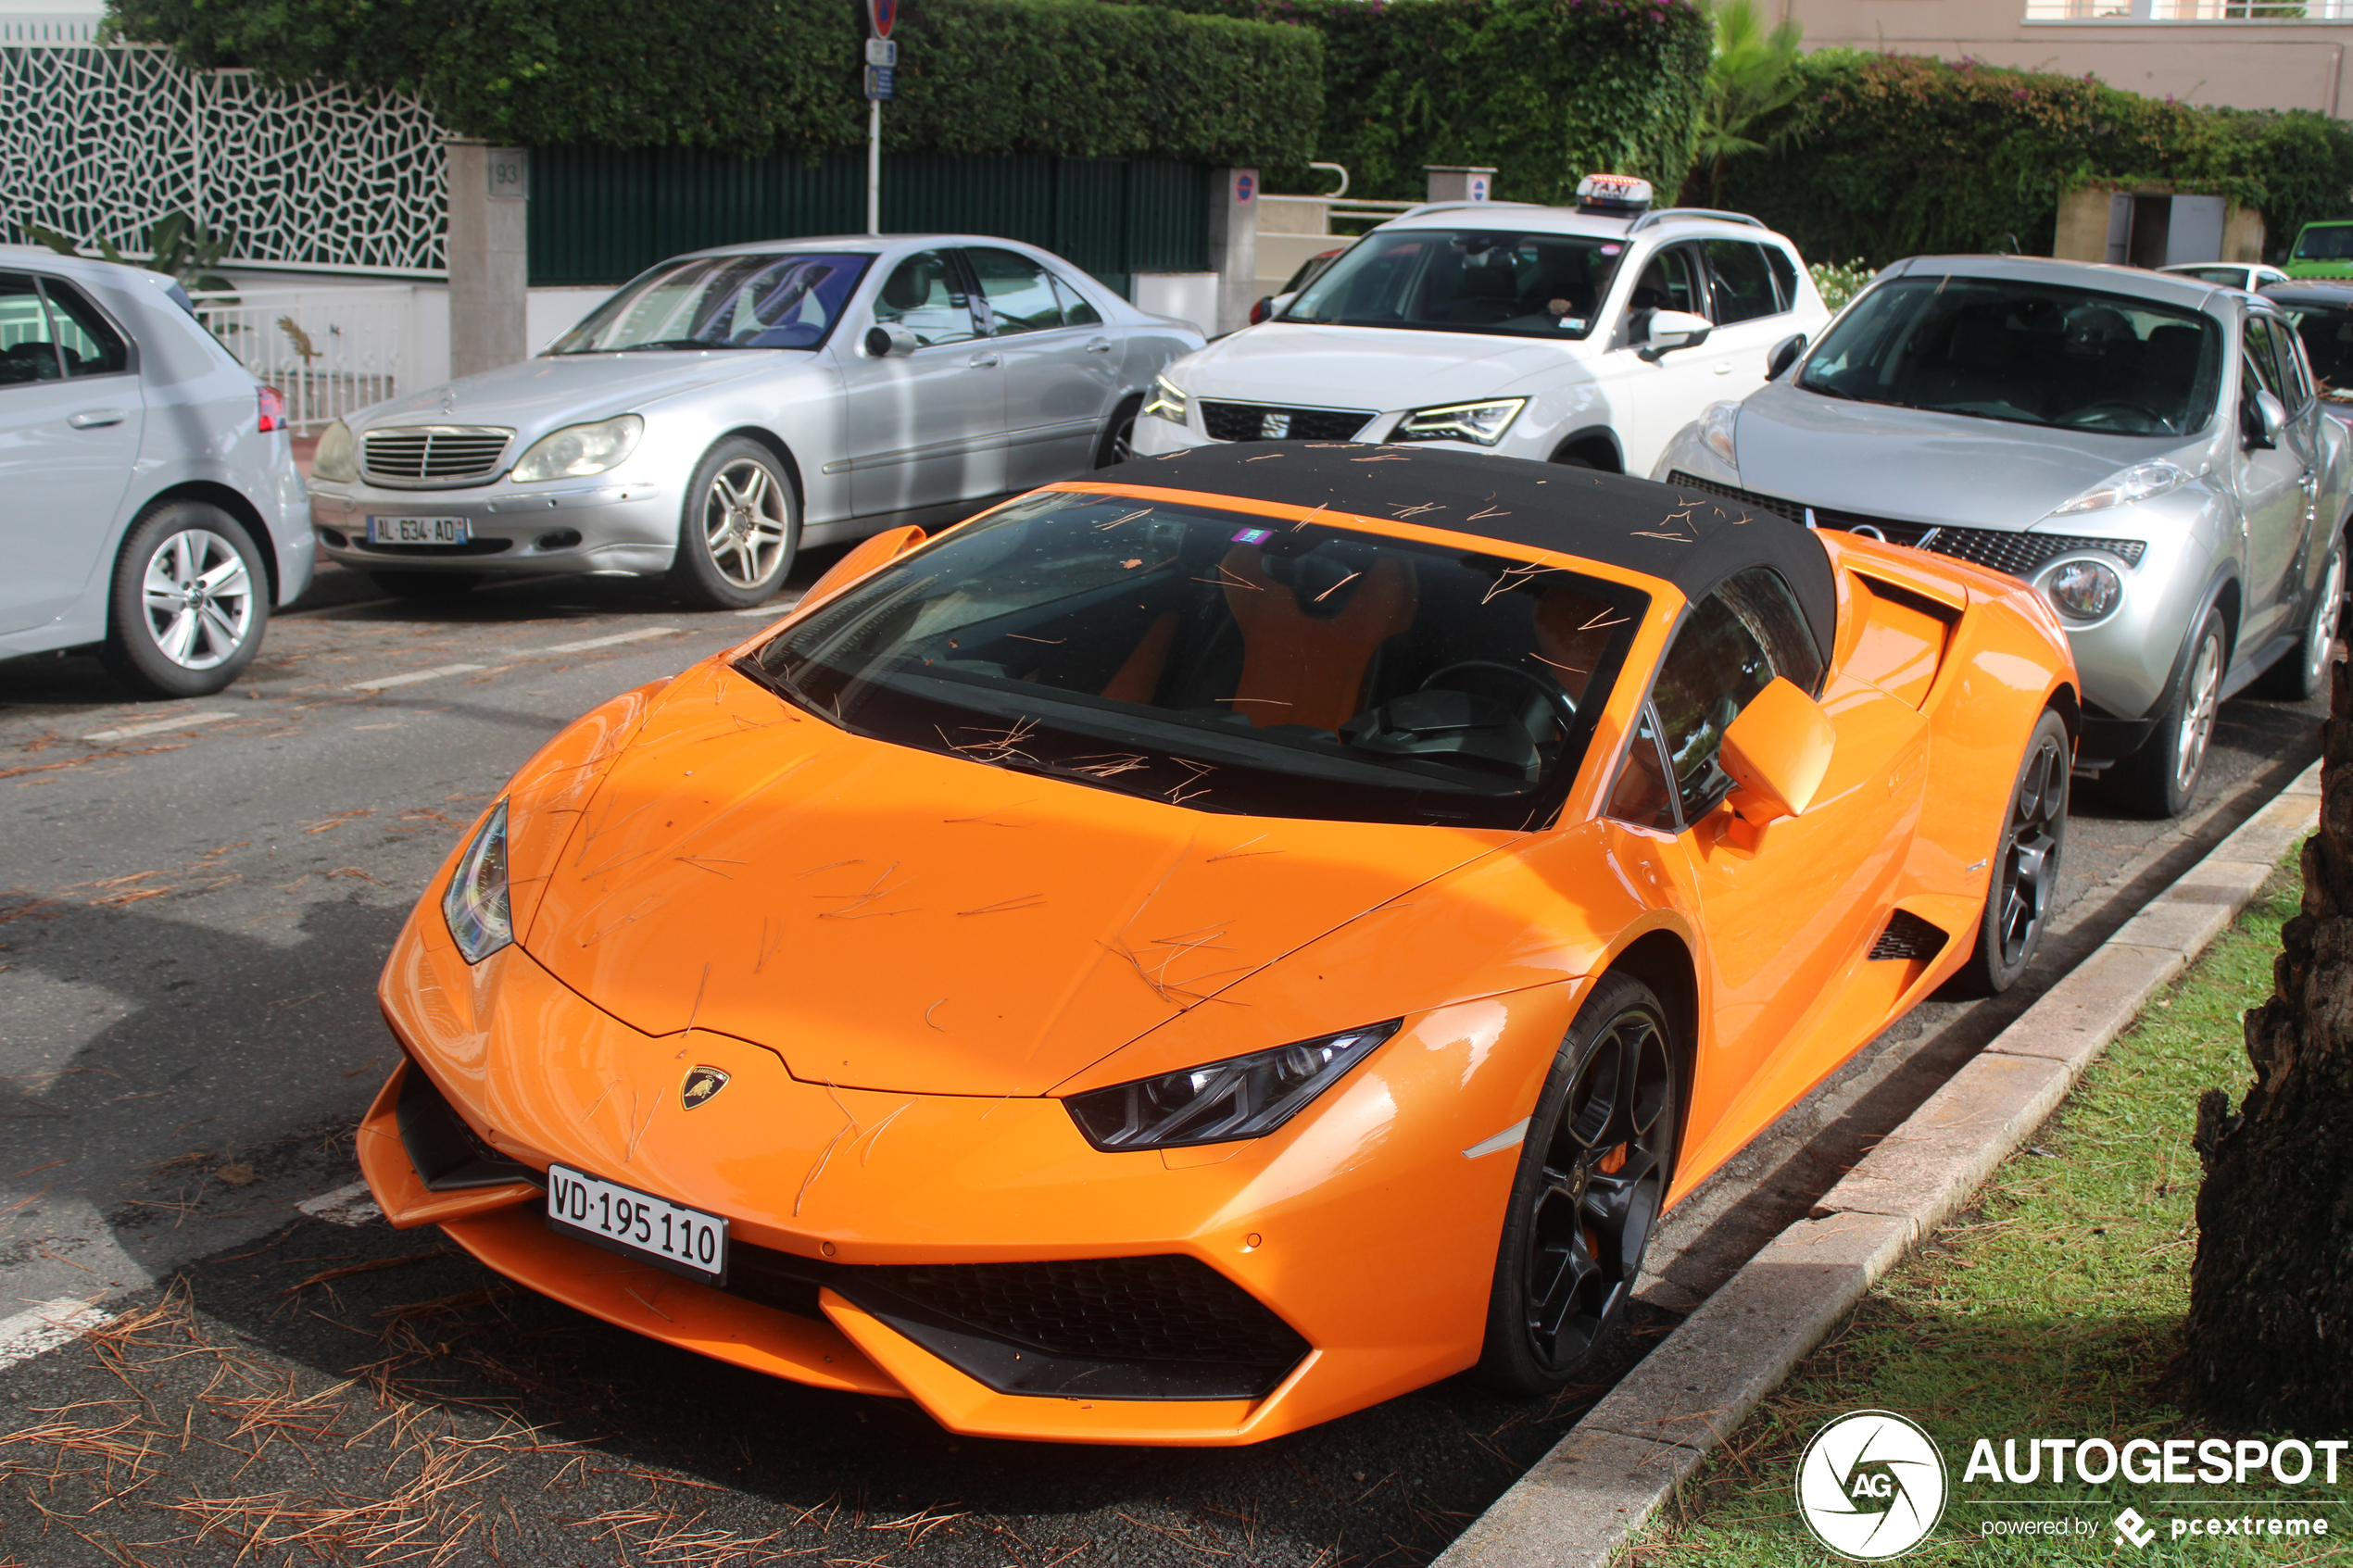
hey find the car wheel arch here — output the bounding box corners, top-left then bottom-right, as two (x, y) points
(1548, 432), (1623, 472)
(131, 479), (280, 602)
(1594, 926), (1699, 1180)
(709, 426), (806, 512)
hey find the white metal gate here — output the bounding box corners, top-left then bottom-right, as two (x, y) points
(187, 287), (413, 433)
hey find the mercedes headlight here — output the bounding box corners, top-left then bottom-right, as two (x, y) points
(1391, 398), (1527, 447)
(1698, 400), (1740, 468)
(1143, 374), (1189, 427)
(2045, 460), (2189, 518)
(442, 800), (512, 963)
(1064, 1021), (1403, 1151)
(312, 420), (358, 483)
(510, 415), (644, 483)
(2039, 558), (2124, 622)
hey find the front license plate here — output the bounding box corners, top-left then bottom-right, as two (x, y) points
(546, 1164), (726, 1284)
(367, 515), (471, 546)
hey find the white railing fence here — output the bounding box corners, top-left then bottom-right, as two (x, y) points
(2023, 0), (2348, 18)
(187, 286), (412, 433)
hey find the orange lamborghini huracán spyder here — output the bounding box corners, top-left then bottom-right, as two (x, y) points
(360, 444), (2077, 1445)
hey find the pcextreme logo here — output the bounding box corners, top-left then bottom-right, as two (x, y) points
(1795, 1410), (1950, 1560)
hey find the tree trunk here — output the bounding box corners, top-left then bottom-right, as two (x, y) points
(2180, 655), (2353, 1430)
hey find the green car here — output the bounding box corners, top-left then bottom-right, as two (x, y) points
(2286, 220), (2353, 279)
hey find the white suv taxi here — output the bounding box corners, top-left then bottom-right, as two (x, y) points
(1131, 177), (1830, 475)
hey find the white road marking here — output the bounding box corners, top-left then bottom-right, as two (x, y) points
(541, 627), (680, 655)
(296, 1181), (383, 1227)
(0, 1297), (115, 1373)
(82, 710), (242, 743)
(349, 663), (488, 691)
(1462, 1118), (1530, 1160)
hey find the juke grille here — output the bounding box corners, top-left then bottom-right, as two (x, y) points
(1666, 471), (2146, 579)
(1199, 401), (1372, 443)
(363, 428), (513, 484)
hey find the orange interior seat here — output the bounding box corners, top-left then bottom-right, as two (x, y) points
(1217, 546), (1417, 731)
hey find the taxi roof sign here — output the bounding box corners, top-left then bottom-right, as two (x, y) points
(1576, 173), (1653, 218)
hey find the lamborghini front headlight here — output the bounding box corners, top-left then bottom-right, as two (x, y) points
(442, 800), (512, 963)
(1063, 1021), (1403, 1150)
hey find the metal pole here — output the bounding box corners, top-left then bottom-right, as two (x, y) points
(867, 98), (881, 236)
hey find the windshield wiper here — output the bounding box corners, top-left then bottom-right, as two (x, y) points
(614, 339), (736, 352)
(1797, 378), (1868, 403)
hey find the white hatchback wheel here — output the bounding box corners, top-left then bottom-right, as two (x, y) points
(140, 526), (257, 671)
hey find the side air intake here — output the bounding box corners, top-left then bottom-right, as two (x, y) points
(1869, 909), (1948, 962)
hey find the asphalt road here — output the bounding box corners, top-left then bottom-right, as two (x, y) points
(0, 556), (2330, 1567)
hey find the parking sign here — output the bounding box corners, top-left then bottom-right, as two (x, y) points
(869, 0), (897, 37)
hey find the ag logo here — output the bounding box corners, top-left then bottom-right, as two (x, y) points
(680, 1065), (730, 1110)
(1795, 1410), (1948, 1560)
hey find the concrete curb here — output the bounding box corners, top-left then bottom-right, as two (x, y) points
(1434, 759), (2325, 1568)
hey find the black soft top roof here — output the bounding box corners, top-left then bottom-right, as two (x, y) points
(1131, 442), (1838, 661)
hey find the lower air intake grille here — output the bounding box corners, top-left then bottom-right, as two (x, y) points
(722, 1247), (1309, 1401)
(1869, 909), (1949, 962)
(1666, 471), (2146, 578)
(1200, 401), (1372, 443)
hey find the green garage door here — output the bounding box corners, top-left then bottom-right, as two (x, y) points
(529, 146), (1211, 301)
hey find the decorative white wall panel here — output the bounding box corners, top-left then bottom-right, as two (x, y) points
(1, 44), (447, 276)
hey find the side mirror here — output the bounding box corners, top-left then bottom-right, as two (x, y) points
(1717, 677), (1836, 851)
(798, 524), (927, 612)
(1249, 295), (1275, 325)
(2242, 388), (2286, 450)
(1639, 310), (1714, 364)
(863, 324), (920, 359)
(1766, 332), (1807, 381)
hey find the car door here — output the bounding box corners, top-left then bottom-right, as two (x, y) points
(0, 270), (144, 634)
(837, 247), (1007, 520)
(1609, 566), (1926, 1146)
(2233, 316), (2317, 656)
(966, 246), (1119, 491)
(1698, 239), (1802, 393)
(1612, 244), (1727, 476)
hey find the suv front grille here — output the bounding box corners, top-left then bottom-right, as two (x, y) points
(1666, 471), (2146, 579)
(1199, 401), (1372, 443)
(363, 426), (513, 485)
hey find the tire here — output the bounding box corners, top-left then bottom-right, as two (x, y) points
(367, 570), (482, 602)
(1951, 708), (2070, 997)
(669, 438), (797, 610)
(2251, 531), (2346, 702)
(100, 500), (269, 698)
(1474, 973), (1680, 1396)
(1094, 395), (1142, 469)
(2108, 605), (2227, 820)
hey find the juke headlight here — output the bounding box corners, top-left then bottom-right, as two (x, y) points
(1143, 374), (1189, 427)
(1063, 1021), (1403, 1151)
(2045, 460), (2187, 518)
(443, 800), (513, 963)
(1390, 398), (1527, 447)
(2040, 558), (2124, 622)
(510, 414), (644, 483)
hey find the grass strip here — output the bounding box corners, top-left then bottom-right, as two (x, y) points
(1632, 851), (2353, 1564)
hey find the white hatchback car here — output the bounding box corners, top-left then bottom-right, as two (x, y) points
(1132, 179), (1830, 476)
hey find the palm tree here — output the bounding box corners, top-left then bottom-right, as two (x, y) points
(1687, 0), (1806, 207)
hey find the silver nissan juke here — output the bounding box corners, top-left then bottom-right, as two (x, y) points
(1656, 256), (2351, 817)
(305, 235), (1203, 609)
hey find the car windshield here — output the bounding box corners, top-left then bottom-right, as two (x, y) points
(1797, 276), (2222, 436)
(1281, 229), (1629, 340)
(2282, 299), (2353, 403)
(2295, 225), (2353, 262)
(548, 253), (871, 353)
(739, 491), (1649, 829)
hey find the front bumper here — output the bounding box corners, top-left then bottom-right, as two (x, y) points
(308, 478), (677, 576)
(362, 908), (1538, 1444)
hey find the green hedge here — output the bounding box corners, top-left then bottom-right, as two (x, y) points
(1140, 0), (1714, 206)
(1716, 51), (2353, 267)
(104, 0), (1320, 165)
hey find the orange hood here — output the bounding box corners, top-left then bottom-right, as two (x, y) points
(522, 659), (1516, 1097)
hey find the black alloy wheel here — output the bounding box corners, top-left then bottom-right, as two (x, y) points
(1955, 707), (2070, 997)
(1476, 973), (1679, 1395)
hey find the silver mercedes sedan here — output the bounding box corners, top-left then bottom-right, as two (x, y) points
(1656, 256), (2351, 817)
(306, 236), (1203, 608)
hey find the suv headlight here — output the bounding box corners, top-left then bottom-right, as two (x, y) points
(312, 420), (358, 483)
(2039, 558), (2124, 622)
(1063, 1021), (1402, 1151)
(442, 800), (512, 963)
(2045, 460), (2189, 518)
(1698, 400), (1740, 468)
(1390, 398), (1527, 447)
(510, 415), (644, 483)
(1143, 374), (1189, 426)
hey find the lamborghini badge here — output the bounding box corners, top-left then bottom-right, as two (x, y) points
(681, 1065), (730, 1110)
